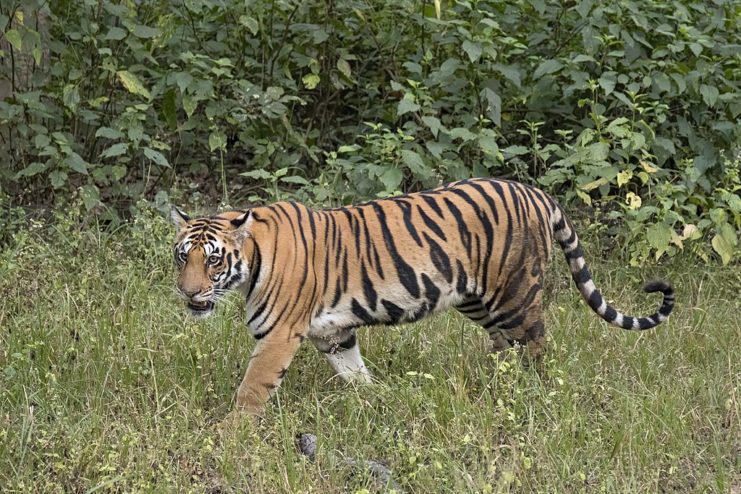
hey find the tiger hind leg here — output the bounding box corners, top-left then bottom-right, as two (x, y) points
(457, 292), (545, 359)
(309, 330), (372, 384)
(456, 298), (514, 354)
(484, 283), (547, 360)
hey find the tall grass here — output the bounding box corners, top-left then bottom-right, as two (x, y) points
(0, 209), (738, 493)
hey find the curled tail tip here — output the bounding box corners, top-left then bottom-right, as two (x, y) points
(643, 280), (673, 295)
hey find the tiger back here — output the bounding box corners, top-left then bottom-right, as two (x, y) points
(171, 178), (674, 417)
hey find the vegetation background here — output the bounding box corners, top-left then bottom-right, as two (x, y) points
(0, 0), (739, 492)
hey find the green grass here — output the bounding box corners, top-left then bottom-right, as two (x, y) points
(1, 211), (739, 493)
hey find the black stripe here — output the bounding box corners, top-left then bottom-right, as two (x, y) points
(338, 333), (357, 350)
(421, 273), (441, 311)
(443, 197), (471, 259)
(587, 290), (602, 309)
(416, 205), (447, 241)
(622, 316), (635, 329)
(330, 276), (343, 308)
(565, 244), (584, 261)
(448, 188), (492, 241)
(421, 194), (445, 218)
(604, 305), (617, 322)
(456, 259), (468, 294)
(361, 263), (377, 311)
(341, 250), (349, 292)
(371, 202), (420, 298)
(382, 299), (404, 324)
(423, 232), (453, 283)
(491, 181), (514, 278)
(573, 265), (591, 284)
(397, 200), (423, 247)
(638, 317), (655, 330)
(351, 298), (376, 325)
(498, 312), (526, 330)
(467, 180), (500, 225)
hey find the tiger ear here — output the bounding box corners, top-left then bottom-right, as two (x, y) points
(170, 206), (191, 231)
(230, 210), (252, 242)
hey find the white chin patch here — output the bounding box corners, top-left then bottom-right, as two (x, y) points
(187, 300), (215, 319)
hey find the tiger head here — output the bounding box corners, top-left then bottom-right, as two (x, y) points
(170, 207), (254, 318)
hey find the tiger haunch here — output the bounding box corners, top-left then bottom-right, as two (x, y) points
(170, 178), (674, 417)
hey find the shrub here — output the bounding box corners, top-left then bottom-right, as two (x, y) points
(0, 0), (738, 263)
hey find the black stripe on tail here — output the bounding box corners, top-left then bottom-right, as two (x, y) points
(551, 205), (674, 330)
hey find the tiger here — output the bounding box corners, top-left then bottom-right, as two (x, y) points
(170, 178), (674, 417)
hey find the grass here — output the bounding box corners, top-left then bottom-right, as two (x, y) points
(0, 209), (739, 493)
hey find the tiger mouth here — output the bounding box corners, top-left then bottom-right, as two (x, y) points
(187, 300), (215, 313)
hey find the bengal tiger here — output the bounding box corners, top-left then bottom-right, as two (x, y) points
(170, 178), (674, 417)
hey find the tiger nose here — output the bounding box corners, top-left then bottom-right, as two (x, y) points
(180, 286), (201, 298)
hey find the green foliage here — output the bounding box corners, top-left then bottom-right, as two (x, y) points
(0, 0), (739, 263)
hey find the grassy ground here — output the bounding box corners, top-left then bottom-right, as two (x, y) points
(0, 209), (739, 493)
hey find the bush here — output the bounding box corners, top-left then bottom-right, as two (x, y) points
(0, 0), (739, 263)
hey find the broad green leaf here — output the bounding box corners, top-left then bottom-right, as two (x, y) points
(182, 95), (197, 118)
(62, 85), (80, 111)
(461, 40), (482, 63)
(302, 74), (320, 90)
(32, 46), (42, 65)
(494, 64), (521, 87)
(699, 84), (719, 107)
(80, 184), (100, 211)
(397, 94), (420, 116)
(481, 88), (501, 126)
(143, 147), (169, 167)
(478, 136), (499, 157)
(49, 170), (67, 189)
(240, 169), (273, 181)
(575, 189), (591, 206)
(682, 224), (701, 241)
(653, 136), (676, 155)
(105, 27), (127, 40)
(580, 177), (608, 191)
(239, 15), (259, 35)
(337, 144), (360, 153)
(102, 143), (129, 158)
(502, 145), (528, 156)
(14, 162), (47, 178)
(646, 223), (672, 253)
(337, 59), (352, 80)
(400, 149), (429, 176)
(380, 167), (403, 191)
(65, 152), (89, 175)
(533, 59), (562, 79)
(711, 228), (736, 265)
(131, 24), (160, 39)
(587, 142), (610, 161)
(174, 72), (193, 93)
(448, 127), (477, 142)
(606, 117), (630, 138)
(34, 134), (51, 148)
(208, 130), (227, 152)
(117, 71), (151, 99)
(4, 29), (21, 51)
(598, 72), (617, 95)
(421, 116), (443, 138)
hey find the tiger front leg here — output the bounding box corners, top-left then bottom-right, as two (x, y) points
(234, 328), (304, 417)
(309, 330), (372, 384)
